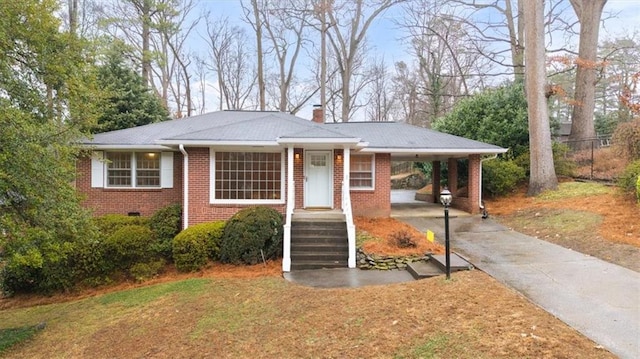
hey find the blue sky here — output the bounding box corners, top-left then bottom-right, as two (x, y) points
(190, 0), (639, 117)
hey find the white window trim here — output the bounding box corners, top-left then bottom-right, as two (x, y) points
(101, 151), (171, 189)
(350, 154), (375, 191)
(209, 148), (286, 205)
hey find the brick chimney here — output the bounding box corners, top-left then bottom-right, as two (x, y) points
(312, 105), (324, 124)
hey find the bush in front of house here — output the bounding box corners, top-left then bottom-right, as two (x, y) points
(172, 221), (226, 272)
(93, 214), (149, 237)
(0, 227), (77, 295)
(103, 225), (160, 279)
(149, 204), (182, 260)
(618, 160), (640, 197)
(219, 207), (283, 265)
(482, 159), (526, 196)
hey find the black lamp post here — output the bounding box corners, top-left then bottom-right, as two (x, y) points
(440, 188), (453, 279)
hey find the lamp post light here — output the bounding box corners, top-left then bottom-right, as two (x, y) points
(440, 188), (453, 279)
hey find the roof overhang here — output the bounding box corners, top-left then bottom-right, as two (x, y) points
(155, 139), (280, 147)
(276, 137), (362, 145)
(85, 144), (175, 150)
(360, 147), (508, 162)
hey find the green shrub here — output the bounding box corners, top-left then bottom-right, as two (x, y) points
(514, 142), (576, 177)
(129, 259), (165, 282)
(103, 225), (155, 273)
(172, 221), (226, 272)
(220, 207), (283, 265)
(149, 204), (182, 260)
(1, 228), (76, 295)
(93, 214), (149, 237)
(617, 160), (640, 195)
(482, 159), (526, 196)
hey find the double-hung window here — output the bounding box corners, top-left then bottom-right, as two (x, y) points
(106, 152), (161, 188)
(350, 154), (374, 189)
(212, 151), (284, 203)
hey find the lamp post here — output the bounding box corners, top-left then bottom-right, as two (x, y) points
(440, 188), (453, 279)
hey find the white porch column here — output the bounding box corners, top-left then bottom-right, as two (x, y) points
(342, 147), (356, 268)
(282, 146), (295, 272)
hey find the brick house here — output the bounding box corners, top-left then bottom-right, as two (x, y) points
(77, 109), (506, 271)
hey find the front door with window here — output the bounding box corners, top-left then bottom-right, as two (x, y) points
(304, 150), (333, 208)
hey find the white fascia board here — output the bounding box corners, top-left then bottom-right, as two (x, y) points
(359, 147), (508, 155)
(156, 139), (279, 147)
(87, 144), (175, 150)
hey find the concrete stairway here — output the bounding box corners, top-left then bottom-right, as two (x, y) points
(290, 211), (349, 270)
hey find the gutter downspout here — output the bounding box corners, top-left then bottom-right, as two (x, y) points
(179, 144), (189, 229)
(479, 154), (498, 212)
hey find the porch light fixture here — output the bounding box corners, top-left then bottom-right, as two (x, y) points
(440, 188), (452, 280)
(295, 152), (301, 160)
(336, 154), (342, 161)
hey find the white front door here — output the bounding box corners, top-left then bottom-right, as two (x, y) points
(304, 150), (333, 208)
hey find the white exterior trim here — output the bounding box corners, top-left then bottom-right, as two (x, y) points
(277, 137), (361, 145)
(209, 148), (286, 205)
(90, 151), (104, 188)
(158, 140), (278, 147)
(359, 148), (508, 154)
(179, 145), (189, 230)
(349, 154), (375, 191)
(161, 152), (174, 188)
(91, 144), (172, 150)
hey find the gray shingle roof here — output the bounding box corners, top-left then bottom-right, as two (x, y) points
(324, 122), (504, 151)
(84, 110), (506, 154)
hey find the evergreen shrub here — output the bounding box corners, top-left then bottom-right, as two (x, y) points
(219, 207), (283, 265)
(172, 221), (225, 272)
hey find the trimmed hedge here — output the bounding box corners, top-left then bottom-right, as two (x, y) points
(219, 207), (283, 265)
(93, 214), (149, 238)
(172, 221), (226, 272)
(104, 225), (156, 274)
(482, 159), (526, 196)
(149, 204), (182, 260)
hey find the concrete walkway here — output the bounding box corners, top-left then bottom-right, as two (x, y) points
(397, 213), (640, 359)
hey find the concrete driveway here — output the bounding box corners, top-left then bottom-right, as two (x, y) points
(394, 205), (640, 359)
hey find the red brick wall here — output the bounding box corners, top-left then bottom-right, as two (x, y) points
(453, 155), (480, 214)
(350, 153), (391, 217)
(187, 148), (286, 225)
(76, 153), (183, 217)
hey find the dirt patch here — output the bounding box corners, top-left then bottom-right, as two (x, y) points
(485, 181), (640, 272)
(355, 217), (444, 256)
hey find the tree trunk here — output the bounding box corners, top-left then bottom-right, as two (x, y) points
(524, 0), (558, 196)
(568, 0), (607, 147)
(141, 0), (152, 88)
(251, 0), (265, 110)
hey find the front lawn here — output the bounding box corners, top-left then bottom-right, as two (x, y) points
(0, 270), (613, 358)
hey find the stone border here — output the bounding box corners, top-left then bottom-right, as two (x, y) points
(357, 248), (427, 270)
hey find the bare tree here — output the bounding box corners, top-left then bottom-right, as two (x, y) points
(364, 57), (396, 121)
(251, 0), (317, 113)
(568, 0), (608, 146)
(524, 0), (557, 196)
(203, 16), (256, 110)
(396, 0), (486, 126)
(241, 0), (266, 110)
(323, 0), (405, 122)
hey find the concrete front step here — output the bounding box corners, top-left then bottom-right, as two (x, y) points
(291, 252), (349, 262)
(290, 218), (349, 270)
(290, 260), (348, 270)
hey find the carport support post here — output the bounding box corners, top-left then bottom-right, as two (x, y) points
(432, 161), (441, 203)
